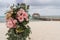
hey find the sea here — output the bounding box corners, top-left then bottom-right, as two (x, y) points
(0, 16), (6, 23)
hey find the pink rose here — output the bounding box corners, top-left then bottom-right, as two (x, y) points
(17, 11), (22, 17)
(6, 18), (17, 28)
(23, 12), (28, 18)
(22, 12), (29, 21)
(13, 20), (17, 24)
(17, 8), (29, 22)
(19, 8), (25, 13)
(17, 16), (24, 22)
(17, 9), (25, 17)
(12, 19), (17, 28)
(6, 20), (14, 28)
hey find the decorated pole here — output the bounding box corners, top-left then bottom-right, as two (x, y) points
(6, 3), (31, 40)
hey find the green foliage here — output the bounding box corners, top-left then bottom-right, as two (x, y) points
(6, 25), (31, 40)
(6, 3), (31, 40)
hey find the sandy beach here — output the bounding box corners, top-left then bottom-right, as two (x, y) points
(0, 21), (60, 40)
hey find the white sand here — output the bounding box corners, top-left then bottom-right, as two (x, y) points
(0, 21), (60, 40)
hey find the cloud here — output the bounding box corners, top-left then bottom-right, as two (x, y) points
(0, 0), (16, 6)
(0, 0), (16, 16)
(29, 6), (60, 16)
(16, 0), (23, 4)
(0, 2), (10, 8)
(24, 0), (60, 16)
(40, 7), (60, 16)
(25, 0), (60, 6)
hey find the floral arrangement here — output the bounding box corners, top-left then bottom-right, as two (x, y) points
(6, 3), (31, 40)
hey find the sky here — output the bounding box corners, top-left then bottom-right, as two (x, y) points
(0, 0), (60, 16)
(24, 0), (60, 16)
(0, 0), (16, 16)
